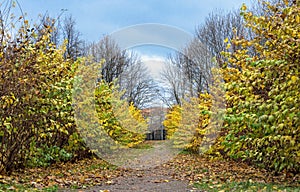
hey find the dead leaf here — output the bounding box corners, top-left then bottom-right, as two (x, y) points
(7, 186), (16, 190)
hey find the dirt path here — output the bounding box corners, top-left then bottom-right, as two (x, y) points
(62, 141), (203, 192)
(84, 168), (201, 192)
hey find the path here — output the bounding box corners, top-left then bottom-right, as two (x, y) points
(62, 141), (203, 192)
(85, 168), (201, 192)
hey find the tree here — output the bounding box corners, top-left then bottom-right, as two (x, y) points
(161, 58), (188, 106)
(119, 58), (157, 108)
(85, 36), (156, 108)
(34, 13), (59, 45)
(196, 9), (246, 66)
(161, 9), (246, 106)
(85, 36), (129, 83)
(161, 38), (214, 106)
(34, 12), (83, 60)
(62, 15), (83, 60)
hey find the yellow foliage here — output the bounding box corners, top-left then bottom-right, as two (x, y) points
(0, 18), (81, 172)
(163, 105), (182, 139)
(163, 93), (213, 152)
(220, 1), (300, 173)
(93, 81), (147, 149)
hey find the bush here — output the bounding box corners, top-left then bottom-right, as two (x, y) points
(0, 14), (85, 173)
(72, 62), (148, 156)
(26, 144), (72, 167)
(94, 80), (147, 148)
(220, 1), (300, 173)
(163, 94), (213, 152)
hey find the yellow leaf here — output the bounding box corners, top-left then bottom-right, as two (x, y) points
(296, 15), (300, 23)
(226, 43), (231, 49)
(291, 76), (298, 83)
(79, 176), (85, 183)
(224, 37), (229, 43)
(241, 3), (247, 11)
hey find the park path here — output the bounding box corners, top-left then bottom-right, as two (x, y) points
(62, 141), (203, 192)
(84, 167), (200, 192)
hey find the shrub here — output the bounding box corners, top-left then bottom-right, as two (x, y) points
(221, 1), (300, 173)
(163, 94), (213, 152)
(0, 15), (83, 173)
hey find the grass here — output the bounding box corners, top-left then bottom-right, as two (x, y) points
(179, 149), (193, 155)
(132, 141), (154, 149)
(0, 183), (58, 192)
(193, 180), (300, 192)
(85, 161), (117, 171)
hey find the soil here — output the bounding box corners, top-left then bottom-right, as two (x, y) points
(84, 168), (202, 192)
(61, 141), (203, 192)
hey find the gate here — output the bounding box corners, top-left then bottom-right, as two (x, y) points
(146, 129), (166, 140)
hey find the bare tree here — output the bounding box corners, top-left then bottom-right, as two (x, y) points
(62, 15), (83, 60)
(161, 9), (246, 105)
(161, 38), (214, 106)
(196, 9), (245, 66)
(85, 36), (157, 108)
(85, 36), (130, 83)
(119, 56), (157, 108)
(34, 12), (83, 60)
(161, 58), (188, 106)
(181, 38), (214, 95)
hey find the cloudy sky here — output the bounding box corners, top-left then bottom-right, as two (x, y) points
(15, 0), (252, 78)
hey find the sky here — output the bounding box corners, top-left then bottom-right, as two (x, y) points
(16, 0), (252, 42)
(13, 0), (252, 78)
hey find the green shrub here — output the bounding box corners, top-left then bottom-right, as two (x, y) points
(220, 1), (300, 173)
(27, 144), (72, 167)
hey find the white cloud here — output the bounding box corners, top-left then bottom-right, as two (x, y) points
(140, 55), (166, 80)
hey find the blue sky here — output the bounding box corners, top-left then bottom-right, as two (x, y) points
(15, 0), (252, 78)
(17, 0), (252, 42)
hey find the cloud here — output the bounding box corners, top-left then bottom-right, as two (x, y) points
(140, 55), (167, 80)
(110, 23), (193, 52)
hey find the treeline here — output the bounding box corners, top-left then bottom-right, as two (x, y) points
(163, 0), (299, 173)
